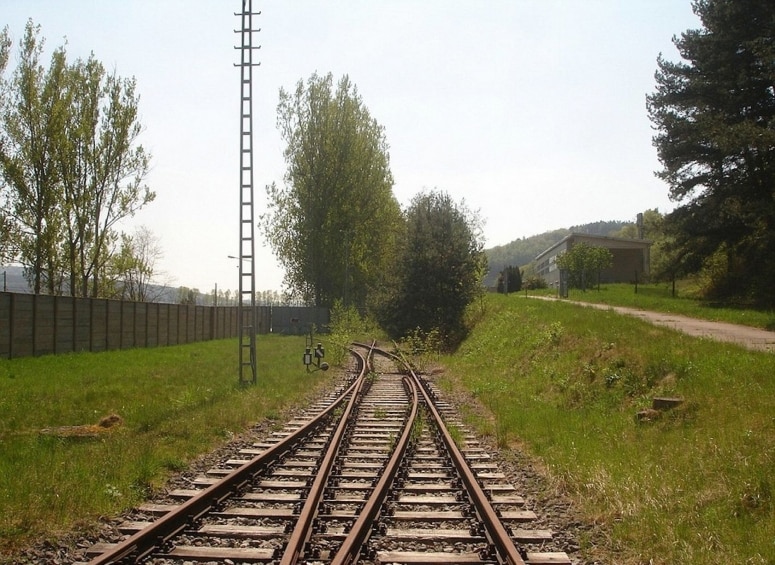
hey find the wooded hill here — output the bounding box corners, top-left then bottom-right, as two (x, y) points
(483, 220), (629, 288)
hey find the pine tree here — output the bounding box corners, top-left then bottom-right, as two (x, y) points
(647, 0), (775, 304)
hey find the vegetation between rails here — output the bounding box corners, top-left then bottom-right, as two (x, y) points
(436, 293), (774, 564)
(0, 335), (332, 558)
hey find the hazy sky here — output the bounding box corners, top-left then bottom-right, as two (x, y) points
(3, 1), (701, 295)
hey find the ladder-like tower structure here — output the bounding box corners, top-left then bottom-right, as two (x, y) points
(234, 1), (260, 385)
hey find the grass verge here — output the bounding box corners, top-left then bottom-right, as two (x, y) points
(438, 293), (774, 564)
(539, 283), (775, 330)
(0, 335), (332, 556)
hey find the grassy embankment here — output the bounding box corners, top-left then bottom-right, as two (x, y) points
(437, 292), (774, 564)
(0, 335), (335, 558)
(550, 282), (775, 330)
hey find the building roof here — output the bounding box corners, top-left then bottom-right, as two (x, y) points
(535, 232), (652, 261)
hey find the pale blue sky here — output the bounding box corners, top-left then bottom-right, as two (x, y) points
(3, 1), (700, 294)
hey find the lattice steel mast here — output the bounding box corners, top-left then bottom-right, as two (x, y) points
(234, 1), (260, 385)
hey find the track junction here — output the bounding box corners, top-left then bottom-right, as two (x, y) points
(79, 343), (573, 565)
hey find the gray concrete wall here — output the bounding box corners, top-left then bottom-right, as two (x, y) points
(0, 292), (329, 359)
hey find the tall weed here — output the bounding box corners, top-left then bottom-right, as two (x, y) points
(325, 300), (383, 366)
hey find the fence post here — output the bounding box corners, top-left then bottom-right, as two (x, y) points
(9, 292), (15, 359)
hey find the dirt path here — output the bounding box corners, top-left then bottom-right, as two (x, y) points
(533, 296), (775, 353)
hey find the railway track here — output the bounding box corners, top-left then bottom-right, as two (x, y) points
(79, 343), (572, 565)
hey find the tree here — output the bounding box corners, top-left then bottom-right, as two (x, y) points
(496, 265), (522, 294)
(178, 286), (199, 306)
(261, 72), (402, 308)
(107, 226), (164, 302)
(57, 51), (153, 298)
(379, 190), (486, 348)
(0, 21), (154, 297)
(611, 209), (664, 241)
(647, 0), (775, 305)
(556, 242), (613, 291)
(0, 22), (67, 294)
(0, 27), (13, 265)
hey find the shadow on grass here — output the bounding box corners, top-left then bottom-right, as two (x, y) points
(700, 301), (775, 331)
(633, 286), (673, 298)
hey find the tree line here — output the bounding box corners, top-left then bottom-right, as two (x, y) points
(6, 0), (770, 343)
(261, 72), (486, 348)
(253, 0), (775, 344)
(0, 21), (154, 299)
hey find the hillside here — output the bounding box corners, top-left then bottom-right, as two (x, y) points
(1, 265), (30, 293)
(483, 220), (630, 287)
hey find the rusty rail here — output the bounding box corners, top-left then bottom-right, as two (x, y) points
(87, 353), (366, 565)
(280, 348), (369, 565)
(369, 343), (527, 565)
(330, 348), (419, 565)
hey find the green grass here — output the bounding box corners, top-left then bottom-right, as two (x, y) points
(438, 294), (774, 564)
(540, 282), (775, 330)
(4, 296), (774, 563)
(0, 335), (335, 557)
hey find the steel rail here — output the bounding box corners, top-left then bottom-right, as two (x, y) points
(87, 354), (366, 565)
(279, 348), (369, 565)
(407, 355), (527, 565)
(330, 345), (419, 565)
(362, 343), (527, 565)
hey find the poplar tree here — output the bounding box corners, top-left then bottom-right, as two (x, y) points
(262, 72), (402, 307)
(57, 53), (153, 297)
(0, 22), (66, 293)
(0, 27), (13, 264)
(0, 21), (153, 297)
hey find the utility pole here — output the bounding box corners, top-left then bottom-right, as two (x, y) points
(234, 1), (260, 385)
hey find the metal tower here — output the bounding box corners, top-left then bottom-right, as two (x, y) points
(234, 1), (260, 385)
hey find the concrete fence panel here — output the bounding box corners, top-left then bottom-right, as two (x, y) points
(34, 295), (55, 356)
(0, 291), (329, 359)
(12, 294), (34, 358)
(0, 293), (10, 358)
(74, 298), (90, 353)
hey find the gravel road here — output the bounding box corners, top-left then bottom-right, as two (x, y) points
(533, 296), (775, 353)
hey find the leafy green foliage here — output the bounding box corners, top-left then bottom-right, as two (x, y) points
(0, 29), (15, 265)
(261, 72), (402, 308)
(647, 0), (775, 306)
(378, 190), (486, 349)
(105, 227), (163, 302)
(325, 300), (382, 367)
(397, 326), (443, 374)
(555, 242), (613, 290)
(0, 21), (153, 297)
